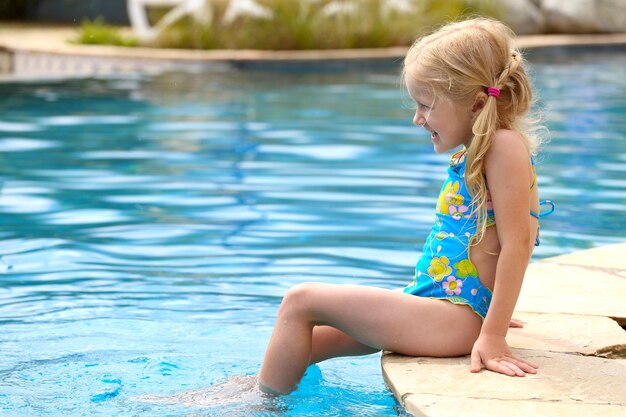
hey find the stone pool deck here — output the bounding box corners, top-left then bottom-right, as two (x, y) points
(1, 23), (626, 78)
(382, 242), (626, 417)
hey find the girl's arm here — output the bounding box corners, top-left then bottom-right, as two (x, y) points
(469, 129), (538, 376)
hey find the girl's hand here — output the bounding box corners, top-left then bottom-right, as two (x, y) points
(509, 318), (525, 328)
(470, 333), (538, 377)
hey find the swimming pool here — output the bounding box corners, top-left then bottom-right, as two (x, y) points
(0, 47), (625, 416)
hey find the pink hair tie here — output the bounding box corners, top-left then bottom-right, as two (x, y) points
(487, 87), (500, 98)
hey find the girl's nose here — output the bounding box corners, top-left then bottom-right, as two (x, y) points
(413, 110), (425, 127)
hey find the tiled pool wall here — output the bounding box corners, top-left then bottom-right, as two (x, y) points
(0, 48), (10, 74)
(0, 48), (403, 78)
(0, 50), (214, 77)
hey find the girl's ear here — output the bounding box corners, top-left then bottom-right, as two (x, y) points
(471, 92), (488, 113)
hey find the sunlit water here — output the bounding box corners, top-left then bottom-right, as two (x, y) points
(0, 47), (625, 416)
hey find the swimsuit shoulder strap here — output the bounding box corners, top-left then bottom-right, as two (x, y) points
(530, 200), (555, 219)
(530, 156), (537, 191)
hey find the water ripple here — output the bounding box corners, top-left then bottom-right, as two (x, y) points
(0, 138), (59, 151)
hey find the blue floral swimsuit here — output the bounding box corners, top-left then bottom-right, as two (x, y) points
(403, 150), (554, 319)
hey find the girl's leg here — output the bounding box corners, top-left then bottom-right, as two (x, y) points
(310, 325), (380, 364)
(258, 282), (482, 394)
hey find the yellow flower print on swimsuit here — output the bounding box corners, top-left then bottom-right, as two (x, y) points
(427, 257), (452, 281)
(436, 180), (471, 220)
(436, 181), (463, 215)
(454, 259), (477, 278)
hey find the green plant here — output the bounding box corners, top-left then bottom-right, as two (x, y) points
(75, 18), (139, 47)
(72, 0), (502, 50)
(154, 0), (503, 50)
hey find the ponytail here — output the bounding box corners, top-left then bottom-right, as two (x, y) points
(466, 50), (527, 243)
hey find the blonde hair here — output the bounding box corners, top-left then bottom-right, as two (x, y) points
(403, 17), (543, 242)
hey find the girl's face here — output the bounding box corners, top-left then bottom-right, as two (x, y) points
(406, 78), (475, 154)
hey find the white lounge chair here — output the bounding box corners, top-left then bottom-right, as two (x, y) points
(223, 0), (272, 24)
(127, 0), (273, 42)
(127, 0), (210, 42)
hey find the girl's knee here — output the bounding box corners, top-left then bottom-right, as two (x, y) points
(278, 282), (325, 319)
(282, 282), (321, 306)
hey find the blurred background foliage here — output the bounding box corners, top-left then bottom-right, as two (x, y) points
(70, 0), (501, 50)
(73, 17), (138, 47)
(152, 0), (501, 50)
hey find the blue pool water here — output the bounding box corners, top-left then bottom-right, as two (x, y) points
(0, 47), (625, 416)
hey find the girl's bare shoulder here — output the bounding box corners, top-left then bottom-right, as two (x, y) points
(485, 129), (529, 166)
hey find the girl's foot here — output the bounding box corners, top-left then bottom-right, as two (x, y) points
(135, 374), (269, 407)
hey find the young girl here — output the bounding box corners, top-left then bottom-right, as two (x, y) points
(258, 17), (552, 395)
